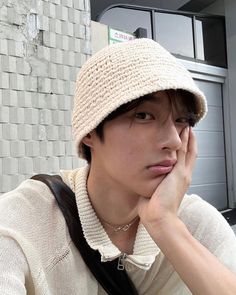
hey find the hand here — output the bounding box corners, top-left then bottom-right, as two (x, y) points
(137, 127), (197, 232)
(138, 128), (236, 295)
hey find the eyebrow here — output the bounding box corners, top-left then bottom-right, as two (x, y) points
(140, 94), (162, 104)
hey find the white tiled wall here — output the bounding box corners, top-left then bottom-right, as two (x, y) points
(0, 0), (90, 193)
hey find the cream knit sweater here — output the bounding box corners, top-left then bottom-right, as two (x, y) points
(0, 166), (236, 295)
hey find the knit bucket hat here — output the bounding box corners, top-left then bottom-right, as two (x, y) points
(72, 38), (207, 158)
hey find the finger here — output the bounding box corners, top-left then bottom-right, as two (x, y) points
(186, 127), (197, 171)
(176, 126), (189, 165)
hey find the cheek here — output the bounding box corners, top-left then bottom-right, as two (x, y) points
(104, 124), (153, 167)
(113, 141), (141, 164)
(106, 138), (144, 174)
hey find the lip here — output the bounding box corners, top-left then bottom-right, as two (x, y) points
(147, 159), (177, 175)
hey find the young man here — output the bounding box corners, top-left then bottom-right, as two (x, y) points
(0, 38), (236, 294)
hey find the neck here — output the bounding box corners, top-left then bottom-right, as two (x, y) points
(87, 166), (139, 227)
(86, 165), (140, 254)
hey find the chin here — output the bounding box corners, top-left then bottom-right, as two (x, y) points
(142, 175), (166, 198)
(139, 186), (159, 199)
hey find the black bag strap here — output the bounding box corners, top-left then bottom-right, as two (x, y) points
(31, 174), (138, 295)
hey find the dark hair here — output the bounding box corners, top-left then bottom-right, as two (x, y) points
(82, 89), (198, 163)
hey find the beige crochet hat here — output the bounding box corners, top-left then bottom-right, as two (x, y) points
(72, 38), (207, 158)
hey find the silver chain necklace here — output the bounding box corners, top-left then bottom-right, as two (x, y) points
(101, 216), (139, 232)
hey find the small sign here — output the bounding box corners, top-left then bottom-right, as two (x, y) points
(108, 27), (135, 44)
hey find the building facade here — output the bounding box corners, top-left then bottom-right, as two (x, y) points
(1, 0), (236, 217)
(0, 0), (90, 193)
(92, 0), (236, 213)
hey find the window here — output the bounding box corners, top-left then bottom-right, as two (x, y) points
(99, 5), (227, 67)
(99, 7), (152, 38)
(155, 12), (194, 58)
(195, 17), (227, 67)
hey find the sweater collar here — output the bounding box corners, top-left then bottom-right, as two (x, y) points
(60, 166), (160, 269)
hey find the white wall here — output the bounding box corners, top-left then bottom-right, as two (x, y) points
(0, 0), (90, 193)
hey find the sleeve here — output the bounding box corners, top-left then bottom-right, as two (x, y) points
(179, 194), (236, 273)
(0, 236), (29, 295)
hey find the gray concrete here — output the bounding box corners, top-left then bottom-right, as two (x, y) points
(201, 0), (225, 15)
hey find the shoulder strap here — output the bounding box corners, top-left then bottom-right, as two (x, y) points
(31, 174), (138, 295)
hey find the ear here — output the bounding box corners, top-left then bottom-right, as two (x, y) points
(82, 132), (95, 148)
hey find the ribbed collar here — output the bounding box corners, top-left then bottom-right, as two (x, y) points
(60, 166), (160, 270)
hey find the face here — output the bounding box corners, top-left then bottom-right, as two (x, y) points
(87, 91), (192, 198)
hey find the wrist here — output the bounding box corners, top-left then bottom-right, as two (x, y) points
(143, 214), (188, 244)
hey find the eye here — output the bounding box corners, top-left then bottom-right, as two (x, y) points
(135, 112), (154, 120)
(175, 117), (195, 127)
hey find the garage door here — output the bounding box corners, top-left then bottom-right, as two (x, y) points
(187, 79), (228, 210)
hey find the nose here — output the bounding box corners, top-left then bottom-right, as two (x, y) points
(158, 115), (182, 151)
